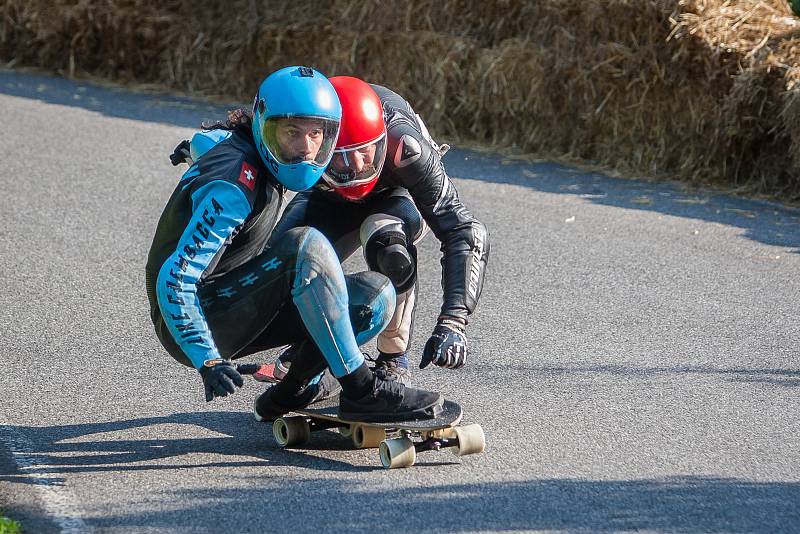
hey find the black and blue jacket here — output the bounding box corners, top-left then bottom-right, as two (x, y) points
(145, 128), (283, 368)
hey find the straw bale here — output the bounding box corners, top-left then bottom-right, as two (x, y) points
(2, 0), (800, 200)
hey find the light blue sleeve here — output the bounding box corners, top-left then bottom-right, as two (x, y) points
(156, 180), (251, 368)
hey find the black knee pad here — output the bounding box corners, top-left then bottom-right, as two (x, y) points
(377, 244), (413, 289)
(365, 231), (416, 293)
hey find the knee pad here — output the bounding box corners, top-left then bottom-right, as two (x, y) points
(377, 243), (414, 290)
(364, 230), (416, 293)
(290, 227), (343, 291)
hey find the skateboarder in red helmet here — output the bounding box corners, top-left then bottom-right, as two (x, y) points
(267, 75), (490, 386)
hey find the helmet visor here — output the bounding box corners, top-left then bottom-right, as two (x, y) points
(262, 116), (340, 166)
(324, 134), (387, 187)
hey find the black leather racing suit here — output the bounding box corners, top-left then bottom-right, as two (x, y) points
(271, 84), (489, 356)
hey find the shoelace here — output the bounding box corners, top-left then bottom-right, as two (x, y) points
(372, 374), (404, 400)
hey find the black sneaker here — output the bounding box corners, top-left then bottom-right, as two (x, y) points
(273, 344), (300, 380)
(253, 371), (340, 422)
(373, 357), (411, 385)
(311, 371), (342, 403)
(337, 376), (443, 423)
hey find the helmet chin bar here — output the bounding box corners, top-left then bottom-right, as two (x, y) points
(324, 134), (386, 190)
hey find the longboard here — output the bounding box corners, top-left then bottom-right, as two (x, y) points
(271, 396), (485, 469)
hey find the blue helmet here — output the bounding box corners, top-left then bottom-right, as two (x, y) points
(251, 66), (342, 191)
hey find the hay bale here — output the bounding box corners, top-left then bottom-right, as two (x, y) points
(2, 0), (800, 200)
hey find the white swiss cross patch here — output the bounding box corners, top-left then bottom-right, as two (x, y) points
(237, 162), (258, 191)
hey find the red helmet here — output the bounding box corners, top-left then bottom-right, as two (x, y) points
(321, 76), (387, 201)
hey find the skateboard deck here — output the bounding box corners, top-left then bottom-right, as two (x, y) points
(272, 397), (485, 469)
(295, 396), (463, 429)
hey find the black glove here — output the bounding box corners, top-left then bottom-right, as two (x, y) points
(169, 139), (191, 166)
(420, 317), (468, 370)
(199, 359), (244, 402)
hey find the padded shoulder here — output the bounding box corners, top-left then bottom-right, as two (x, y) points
(190, 129), (233, 162)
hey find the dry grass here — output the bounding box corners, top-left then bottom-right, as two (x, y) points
(2, 0), (799, 200)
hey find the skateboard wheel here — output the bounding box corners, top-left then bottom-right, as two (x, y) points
(379, 437), (416, 469)
(273, 416), (311, 447)
(452, 424), (485, 457)
(339, 424), (354, 438)
(352, 425), (386, 449)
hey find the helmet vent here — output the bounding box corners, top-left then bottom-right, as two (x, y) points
(298, 66), (314, 77)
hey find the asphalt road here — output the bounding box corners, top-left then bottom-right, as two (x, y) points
(1, 69), (799, 533)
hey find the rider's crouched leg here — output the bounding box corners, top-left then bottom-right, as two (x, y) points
(288, 227), (394, 377)
(347, 271), (396, 346)
(269, 227), (442, 423)
(275, 270), (396, 373)
(257, 271), (395, 421)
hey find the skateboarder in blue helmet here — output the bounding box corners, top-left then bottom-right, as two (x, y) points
(147, 66), (444, 422)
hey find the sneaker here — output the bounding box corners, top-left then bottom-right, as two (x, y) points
(247, 361), (289, 383)
(310, 371), (342, 403)
(337, 375), (443, 423)
(244, 346), (294, 383)
(253, 371), (340, 422)
(373, 357), (411, 385)
(272, 344), (299, 380)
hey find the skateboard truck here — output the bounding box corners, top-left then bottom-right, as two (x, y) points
(378, 425), (486, 468)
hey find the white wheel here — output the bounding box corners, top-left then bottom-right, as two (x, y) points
(273, 416), (311, 447)
(352, 425), (386, 449)
(339, 424), (354, 438)
(452, 424), (485, 457)
(379, 437), (416, 469)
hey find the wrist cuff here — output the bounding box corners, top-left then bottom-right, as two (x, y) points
(438, 316), (466, 333)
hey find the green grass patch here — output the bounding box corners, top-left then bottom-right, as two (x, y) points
(0, 514), (21, 534)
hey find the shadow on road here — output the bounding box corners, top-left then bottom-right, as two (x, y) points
(2, 414), (799, 531)
(75, 476), (800, 532)
(444, 149), (800, 254)
(0, 410), (375, 486)
(2, 68), (798, 253)
(0, 68), (224, 130)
